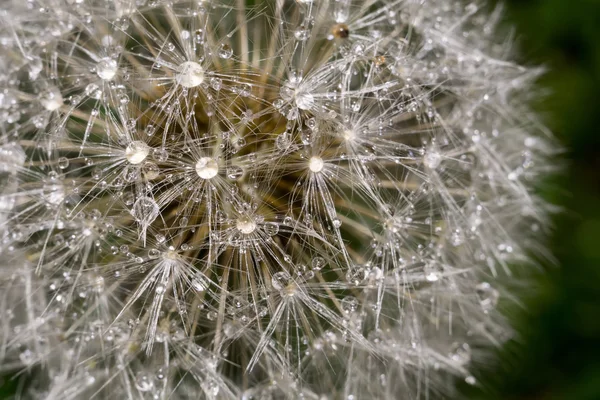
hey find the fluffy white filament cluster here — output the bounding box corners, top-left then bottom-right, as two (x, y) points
(0, 1), (557, 399)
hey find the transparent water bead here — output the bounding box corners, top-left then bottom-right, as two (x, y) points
(226, 165), (243, 180)
(236, 216), (256, 234)
(448, 342), (471, 365)
(341, 296), (358, 314)
(423, 150), (442, 169)
(96, 57), (118, 80)
(271, 271), (292, 291)
(40, 87), (63, 111)
(217, 43), (233, 59)
(176, 61), (204, 88)
(125, 141), (150, 164)
(195, 157), (218, 179)
(309, 156), (324, 173)
(131, 196), (159, 226)
(192, 274), (208, 292)
(135, 373), (154, 392)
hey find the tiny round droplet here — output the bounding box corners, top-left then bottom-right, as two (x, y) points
(424, 151), (442, 169)
(236, 216), (256, 234)
(294, 27), (310, 41)
(131, 196), (159, 225)
(311, 257), (326, 271)
(263, 222), (279, 236)
(40, 87), (63, 111)
(195, 157), (218, 179)
(192, 274), (208, 292)
(218, 43), (233, 59)
(449, 342), (471, 365)
(341, 296), (359, 314)
(135, 373), (154, 392)
(176, 61), (205, 88)
(309, 156), (324, 172)
(226, 165), (243, 180)
(125, 141), (150, 164)
(96, 57), (118, 80)
(57, 157), (69, 169)
(271, 271), (292, 291)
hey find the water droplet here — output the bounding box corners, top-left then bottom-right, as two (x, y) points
(271, 271), (292, 291)
(424, 151), (442, 169)
(311, 257), (326, 271)
(294, 27), (310, 41)
(96, 57), (118, 80)
(125, 141), (150, 164)
(210, 77), (222, 91)
(153, 148), (169, 162)
(135, 373), (154, 392)
(145, 124), (156, 136)
(226, 165), (243, 180)
(332, 218), (342, 228)
(118, 93), (129, 104)
(263, 222), (279, 236)
(192, 274), (208, 292)
(276, 133), (291, 151)
(43, 183), (65, 205)
(131, 196), (159, 225)
(85, 83), (102, 99)
(449, 342), (471, 365)
(155, 284), (166, 294)
(58, 157), (69, 169)
(148, 248), (160, 258)
(309, 156), (324, 173)
(341, 296), (358, 314)
(236, 215), (256, 234)
(346, 266), (367, 285)
(40, 86), (63, 111)
(218, 43), (233, 59)
(176, 61), (204, 88)
(196, 157), (218, 179)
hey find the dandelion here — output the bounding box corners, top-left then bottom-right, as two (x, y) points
(0, 1), (558, 399)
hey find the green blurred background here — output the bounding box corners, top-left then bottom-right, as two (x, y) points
(1, 1), (599, 399)
(464, 0), (600, 399)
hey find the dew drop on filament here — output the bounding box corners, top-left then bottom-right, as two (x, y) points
(96, 57), (118, 80)
(176, 61), (205, 88)
(125, 141), (150, 164)
(196, 157), (218, 179)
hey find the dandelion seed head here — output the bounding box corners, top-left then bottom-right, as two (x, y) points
(0, 0), (560, 398)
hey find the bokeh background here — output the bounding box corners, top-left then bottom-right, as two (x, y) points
(1, 1), (599, 399)
(464, 0), (600, 399)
